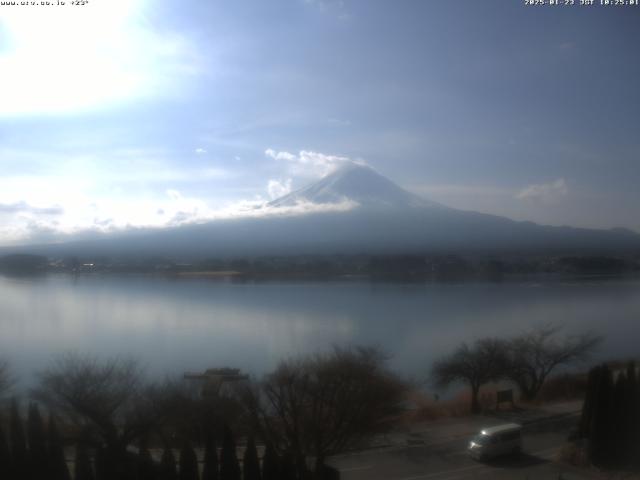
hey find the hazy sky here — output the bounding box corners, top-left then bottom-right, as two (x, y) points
(1, 0), (639, 245)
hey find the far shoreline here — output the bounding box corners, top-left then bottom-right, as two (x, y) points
(2, 269), (640, 285)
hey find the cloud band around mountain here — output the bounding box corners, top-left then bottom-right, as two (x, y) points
(0, 201), (64, 216)
(265, 148), (359, 178)
(516, 179), (568, 202)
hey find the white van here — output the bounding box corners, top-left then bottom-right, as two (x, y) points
(467, 423), (522, 460)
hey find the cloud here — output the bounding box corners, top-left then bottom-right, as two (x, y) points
(264, 149), (297, 162)
(267, 179), (293, 200)
(21, 220), (61, 243)
(195, 148), (207, 155)
(0, 146), (363, 246)
(516, 179), (568, 202)
(230, 198), (358, 219)
(162, 189), (213, 226)
(265, 149), (357, 178)
(0, 201), (64, 216)
(168, 211), (195, 226)
(0, 192), (360, 246)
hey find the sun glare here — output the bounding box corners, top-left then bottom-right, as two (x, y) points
(0, 0), (153, 115)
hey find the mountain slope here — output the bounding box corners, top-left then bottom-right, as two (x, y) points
(269, 163), (443, 210)
(3, 163), (639, 259)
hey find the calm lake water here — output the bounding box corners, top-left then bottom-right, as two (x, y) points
(1, 274), (639, 387)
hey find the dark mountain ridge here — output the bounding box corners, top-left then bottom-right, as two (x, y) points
(2, 163), (639, 261)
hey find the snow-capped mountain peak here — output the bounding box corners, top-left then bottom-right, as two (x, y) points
(269, 162), (442, 210)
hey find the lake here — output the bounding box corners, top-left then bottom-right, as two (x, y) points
(1, 274), (639, 388)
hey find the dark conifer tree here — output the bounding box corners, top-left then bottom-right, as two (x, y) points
(316, 464), (340, 480)
(279, 450), (295, 480)
(94, 446), (111, 480)
(10, 399), (29, 480)
(138, 438), (157, 480)
(179, 442), (199, 480)
(627, 361), (638, 395)
(159, 447), (178, 480)
(626, 361), (639, 466)
(579, 366), (600, 438)
(95, 443), (134, 480)
(589, 364), (614, 466)
(0, 424), (11, 480)
(75, 443), (95, 480)
(121, 445), (139, 480)
(48, 414), (71, 480)
(202, 434), (219, 480)
(611, 371), (627, 464)
(27, 403), (48, 479)
(220, 426), (240, 480)
(260, 443), (279, 480)
(626, 361), (637, 414)
(242, 436), (261, 480)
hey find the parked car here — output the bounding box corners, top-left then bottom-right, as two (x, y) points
(467, 423), (522, 460)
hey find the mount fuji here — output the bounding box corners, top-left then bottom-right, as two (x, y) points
(6, 162), (640, 259)
(269, 162), (443, 210)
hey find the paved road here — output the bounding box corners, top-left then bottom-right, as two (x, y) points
(330, 415), (594, 480)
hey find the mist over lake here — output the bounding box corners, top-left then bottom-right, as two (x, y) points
(1, 273), (638, 388)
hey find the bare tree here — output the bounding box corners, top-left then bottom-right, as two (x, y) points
(149, 375), (245, 445)
(240, 346), (407, 474)
(505, 325), (602, 401)
(431, 338), (508, 413)
(0, 359), (12, 398)
(32, 353), (162, 454)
